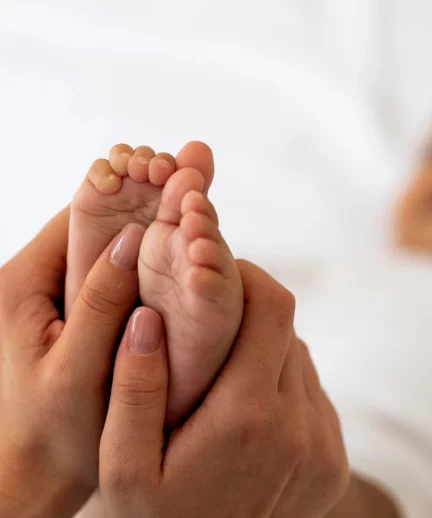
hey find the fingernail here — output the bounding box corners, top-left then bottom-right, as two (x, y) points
(110, 224), (144, 270)
(129, 308), (162, 354)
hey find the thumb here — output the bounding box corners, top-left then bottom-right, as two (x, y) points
(54, 223), (144, 384)
(102, 307), (168, 483)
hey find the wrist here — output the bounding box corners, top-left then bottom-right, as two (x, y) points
(0, 448), (92, 518)
(0, 473), (90, 518)
(0, 491), (23, 518)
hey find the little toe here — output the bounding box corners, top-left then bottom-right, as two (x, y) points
(180, 212), (221, 243)
(88, 159), (122, 194)
(176, 141), (214, 194)
(149, 153), (177, 186)
(157, 168), (205, 225)
(109, 143), (134, 176)
(181, 190), (219, 225)
(128, 145), (156, 182)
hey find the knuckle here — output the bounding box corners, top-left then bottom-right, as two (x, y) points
(232, 399), (275, 449)
(326, 456), (350, 501)
(103, 460), (136, 496)
(323, 391), (344, 432)
(272, 286), (296, 318)
(114, 377), (164, 411)
(288, 426), (310, 462)
(316, 422), (350, 498)
(80, 281), (120, 316)
(101, 439), (146, 497)
(283, 288), (297, 311)
(279, 412), (310, 466)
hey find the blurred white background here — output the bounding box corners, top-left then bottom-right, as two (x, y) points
(3, 0), (432, 266)
(2, 1), (432, 515)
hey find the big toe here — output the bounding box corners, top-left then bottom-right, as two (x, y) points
(157, 168), (205, 225)
(175, 142), (214, 194)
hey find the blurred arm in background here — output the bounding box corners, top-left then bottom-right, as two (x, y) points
(327, 475), (400, 518)
(396, 148), (432, 253)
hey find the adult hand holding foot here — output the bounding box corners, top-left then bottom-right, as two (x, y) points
(99, 260), (350, 518)
(0, 205), (350, 518)
(0, 171), (396, 518)
(0, 208), (145, 518)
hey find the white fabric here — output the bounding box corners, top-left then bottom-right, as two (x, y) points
(1, 1), (432, 516)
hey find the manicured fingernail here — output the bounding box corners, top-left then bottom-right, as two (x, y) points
(129, 308), (162, 354)
(110, 224), (144, 270)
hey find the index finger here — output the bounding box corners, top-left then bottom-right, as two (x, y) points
(0, 207), (69, 347)
(216, 260), (296, 397)
(1, 206), (69, 304)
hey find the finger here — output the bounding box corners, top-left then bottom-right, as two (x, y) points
(297, 339), (322, 404)
(1, 206), (69, 304)
(215, 260), (296, 398)
(297, 339), (342, 434)
(320, 390), (344, 437)
(52, 223), (145, 384)
(102, 307), (168, 483)
(278, 338), (311, 456)
(175, 141), (215, 194)
(0, 207), (69, 349)
(278, 336), (307, 399)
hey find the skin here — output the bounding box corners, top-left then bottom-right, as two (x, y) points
(327, 476), (401, 518)
(69, 140), (242, 429)
(99, 260), (350, 517)
(0, 208), (145, 517)
(0, 207), (399, 516)
(67, 141), (216, 319)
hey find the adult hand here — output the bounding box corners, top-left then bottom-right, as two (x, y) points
(0, 208), (145, 518)
(99, 260), (349, 518)
(270, 337), (349, 518)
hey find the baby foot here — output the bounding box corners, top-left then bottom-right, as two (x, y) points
(66, 142), (214, 317)
(139, 168), (244, 427)
(67, 144), (215, 518)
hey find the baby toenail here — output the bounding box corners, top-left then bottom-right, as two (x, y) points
(120, 152), (132, 159)
(136, 156), (150, 165)
(155, 159), (172, 170)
